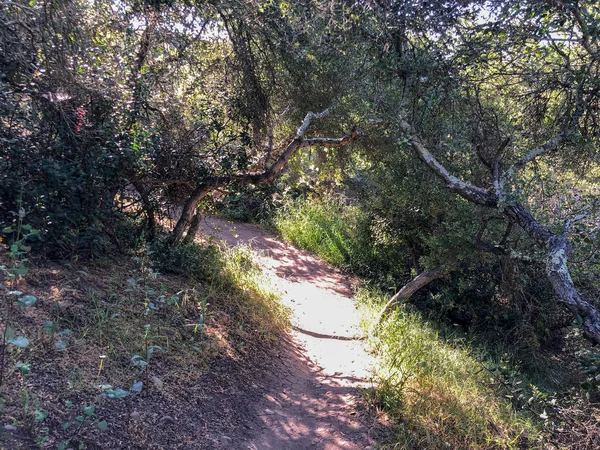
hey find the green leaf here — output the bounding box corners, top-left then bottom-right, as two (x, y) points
(106, 388), (129, 399)
(147, 345), (162, 359)
(61, 422), (71, 430)
(8, 336), (29, 348)
(131, 381), (143, 393)
(96, 420), (108, 431)
(83, 404), (95, 416)
(55, 341), (67, 350)
(17, 295), (37, 308)
(64, 400), (73, 408)
(2, 226), (13, 233)
(4, 325), (14, 341)
(58, 441), (70, 450)
(12, 267), (29, 276)
(34, 409), (48, 422)
(75, 415), (84, 423)
(16, 362), (30, 375)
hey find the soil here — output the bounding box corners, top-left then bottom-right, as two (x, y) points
(0, 218), (388, 449)
(196, 217), (387, 449)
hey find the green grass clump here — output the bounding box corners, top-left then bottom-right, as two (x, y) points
(212, 245), (290, 337)
(357, 287), (541, 449)
(150, 238), (289, 337)
(274, 197), (353, 267)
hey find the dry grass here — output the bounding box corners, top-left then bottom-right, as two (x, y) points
(0, 243), (289, 448)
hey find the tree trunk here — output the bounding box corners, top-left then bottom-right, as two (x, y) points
(182, 209), (202, 245)
(376, 263), (455, 325)
(399, 118), (600, 344)
(131, 180), (156, 240)
(172, 183), (212, 243)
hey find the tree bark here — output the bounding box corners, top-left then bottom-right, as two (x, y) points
(400, 118), (600, 344)
(182, 208), (202, 245)
(376, 263), (455, 325)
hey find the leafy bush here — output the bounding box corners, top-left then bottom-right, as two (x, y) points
(150, 239), (223, 282)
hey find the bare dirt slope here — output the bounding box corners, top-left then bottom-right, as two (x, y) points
(197, 217), (385, 450)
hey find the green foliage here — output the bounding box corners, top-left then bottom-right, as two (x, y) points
(150, 239), (223, 281)
(213, 245), (290, 336)
(357, 287), (541, 449)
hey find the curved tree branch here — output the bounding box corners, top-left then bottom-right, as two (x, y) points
(401, 117), (600, 344)
(172, 110), (362, 243)
(376, 262), (456, 326)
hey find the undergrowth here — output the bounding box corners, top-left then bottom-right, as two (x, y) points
(273, 196), (600, 448)
(0, 231), (289, 448)
(274, 196), (353, 267)
(357, 288), (541, 449)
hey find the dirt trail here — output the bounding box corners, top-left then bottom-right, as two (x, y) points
(198, 217), (384, 450)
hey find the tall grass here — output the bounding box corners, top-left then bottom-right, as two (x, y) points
(274, 197), (355, 267)
(358, 288), (541, 449)
(152, 238), (290, 337)
(274, 197), (544, 448)
(214, 245), (290, 337)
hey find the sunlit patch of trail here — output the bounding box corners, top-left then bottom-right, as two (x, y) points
(198, 217), (383, 449)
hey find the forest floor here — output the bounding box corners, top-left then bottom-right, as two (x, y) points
(0, 217), (388, 449)
(194, 216), (388, 449)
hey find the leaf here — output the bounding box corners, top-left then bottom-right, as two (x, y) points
(34, 409), (48, 422)
(16, 362), (30, 375)
(55, 341), (67, 349)
(4, 325), (14, 342)
(84, 404), (95, 416)
(96, 420), (108, 431)
(151, 376), (163, 388)
(75, 415), (84, 423)
(64, 400), (73, 407)
(131, 381), (143, 393)
(106, 388), (129, 399)
(8, 336), (29, 348)
(62, 422), (71, 430)
(2, 226), (13, 233)
(12, 267), (28, 276)
(147, 345), (163, 359)
(16, 295), (37, 308)
(8, 290), (22, 296)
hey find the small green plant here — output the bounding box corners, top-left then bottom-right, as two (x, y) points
(0, 197), (39, 389)
(56, 401), (108, 449)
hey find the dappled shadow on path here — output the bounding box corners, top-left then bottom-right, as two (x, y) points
(196, 217), (386, 449)
(240, 335), (383, 450)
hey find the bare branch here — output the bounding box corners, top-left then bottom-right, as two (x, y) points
(376, 262), (456, 326)
(399, 119), (497, 206)
(563, 213), (587, 234)
(500, 133), (566, 186)
(172, 110), (362, 242)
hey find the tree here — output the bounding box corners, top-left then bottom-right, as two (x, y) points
(367, 0), (600, 342)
